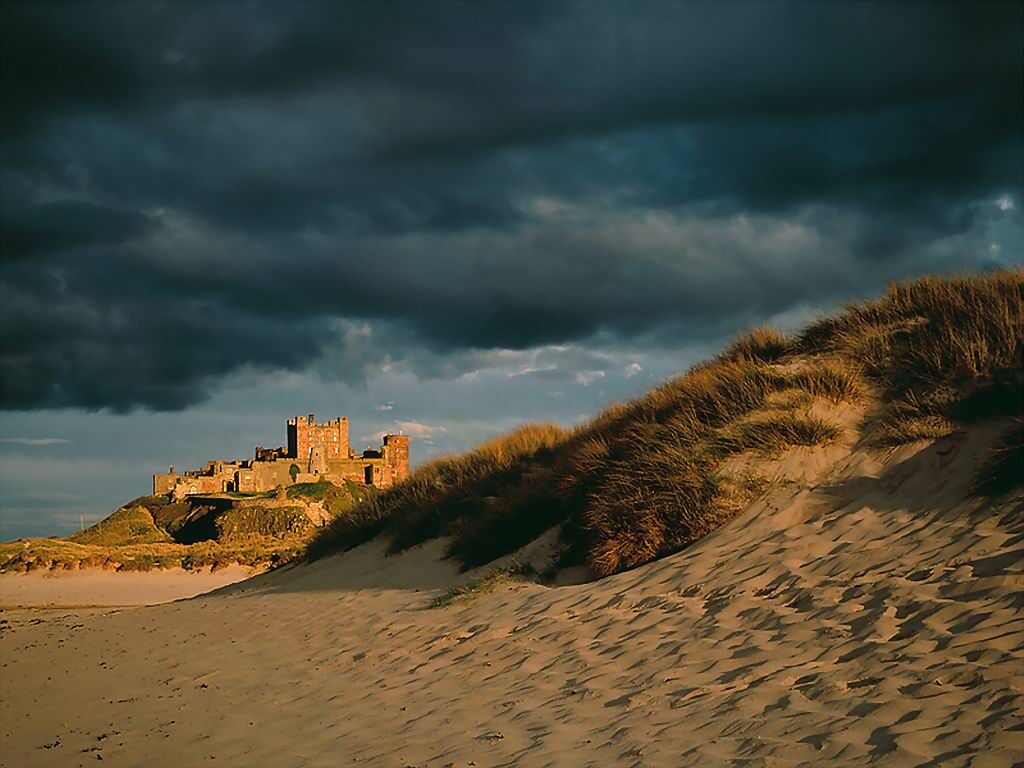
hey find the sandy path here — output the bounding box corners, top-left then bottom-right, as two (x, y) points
(1, 430), (1022, 767)
(0, 566), (253, 608)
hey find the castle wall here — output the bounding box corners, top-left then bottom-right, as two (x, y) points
(324, 457), (387, 486)
(236, 459), (303, 493)
(170, 472), (233, 501)
(153, 473), (178, 495)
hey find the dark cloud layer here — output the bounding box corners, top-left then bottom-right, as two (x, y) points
(1, 1), (1021, 411)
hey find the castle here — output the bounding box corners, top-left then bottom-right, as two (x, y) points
(153, 415), (410, 501)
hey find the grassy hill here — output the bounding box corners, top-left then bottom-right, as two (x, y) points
(1, 479), (375, 573)
(306, 271), (1023, 577)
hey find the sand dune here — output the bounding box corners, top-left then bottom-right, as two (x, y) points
(1, 426), (1021, 767)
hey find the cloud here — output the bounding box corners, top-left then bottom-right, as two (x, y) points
(367, 419), (450, 446)
(624, 362), (643, 378)
(575, 370), (606, 387)
(0, 2), (1020, 413)
(0, 437), (73, 446)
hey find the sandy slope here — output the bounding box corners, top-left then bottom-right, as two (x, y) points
(0, 566), (253, 608)
(1, 427), (1021, 767)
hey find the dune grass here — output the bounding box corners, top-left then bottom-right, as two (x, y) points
(305, 423), (568, 560)
(720, 326), (792, 363)
(307, 270), (1023, 578)
(799, 271), (1023, 444)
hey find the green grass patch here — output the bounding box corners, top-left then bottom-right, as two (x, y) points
(69, 502), (170, 546)
(427, 563), (533, 608)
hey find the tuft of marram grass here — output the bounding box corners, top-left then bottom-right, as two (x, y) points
(711, 413), (842, 456)
(721, 326), (792, 363)
(785, 363), (864, 403)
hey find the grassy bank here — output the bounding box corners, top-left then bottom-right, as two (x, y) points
(308, 270), (1023, 577)
(2, 478), (376, 573)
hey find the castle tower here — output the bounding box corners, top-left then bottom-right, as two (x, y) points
(308, 444), (329, 475)
(287, 414), (349, 462)
(382, 434), (410, 486)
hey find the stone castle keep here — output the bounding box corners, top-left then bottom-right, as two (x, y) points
(153, 415), (410, 500)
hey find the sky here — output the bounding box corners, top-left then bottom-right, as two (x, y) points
(1, 1), (1021, 538)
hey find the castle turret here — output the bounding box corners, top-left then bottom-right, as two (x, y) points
(382, 434), (410, 486)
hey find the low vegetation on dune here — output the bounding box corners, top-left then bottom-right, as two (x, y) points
(308, 271), (1024, 578)
(9, 273), (1017, 579)
(797, 271), (1023, 444)
(304, 424), (567, 560)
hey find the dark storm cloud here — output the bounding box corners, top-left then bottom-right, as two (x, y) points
(1, 1), (1021, 410)
(0, 199), (155, 259)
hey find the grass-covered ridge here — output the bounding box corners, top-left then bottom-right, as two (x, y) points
(1, 479), (374, 573)
(308, 271), (1023, 578)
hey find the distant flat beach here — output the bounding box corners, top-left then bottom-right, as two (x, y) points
(0, 566), (252, 608)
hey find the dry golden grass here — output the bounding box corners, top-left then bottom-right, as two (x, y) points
(711, 413), (842, 456)
(785, 363), (865, 403)
(306, 423), (568, 560)
(799, 271), (1022, 443)
(307, 270), (1023, 578)
(721, 326), (792, 363)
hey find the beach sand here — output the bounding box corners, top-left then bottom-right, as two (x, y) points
(1, 428), (1021, 767)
